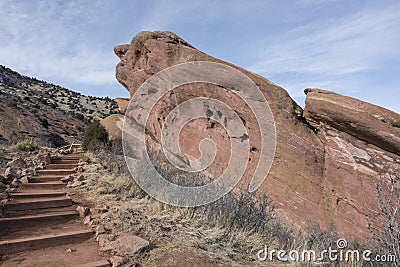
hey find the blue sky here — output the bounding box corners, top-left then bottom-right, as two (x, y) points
(0, 0), (399, 113)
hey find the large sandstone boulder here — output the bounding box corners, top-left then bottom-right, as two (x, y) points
(304, 89), (400, 238)
(114, 98), (130, 114)
(304, 89), (400, 155)
(100, 114), (124, 141)
(114, 31), (399, 240)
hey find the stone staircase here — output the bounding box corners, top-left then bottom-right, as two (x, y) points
(0, 154), (110, 267)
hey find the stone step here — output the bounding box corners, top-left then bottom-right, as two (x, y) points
(3, 206), (76, 217)
(60, 157), (82, 161)
(3, 197), (72, 211)
(0, 218), (87, 240)
(9, 191), (66, 199)
(60, 154), (83, 160)
(0, 228), (93, 255)
(20, 181), (66, 190)
(45, 163), (78, 170)
(30, 175), (65, 182)
(0, 210), (77, 226)
(36, 169), (75, 176)
(51, 159), (80, 164)
(76, 260), (111, 267)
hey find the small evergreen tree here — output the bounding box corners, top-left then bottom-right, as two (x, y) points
(40, 118), (49, 128)
(82, 120), (108, 150)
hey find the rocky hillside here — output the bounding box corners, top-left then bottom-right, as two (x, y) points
(112, 31), (400, 241)
(0, 65), (120, 146)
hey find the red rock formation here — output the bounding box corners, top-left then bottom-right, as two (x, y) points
(100, 114), (124, 141)
(114, 97), (130, 114)
(114, 31), (400, 240)
(304, 89), (400, 238)
(304, 89), (400, 156)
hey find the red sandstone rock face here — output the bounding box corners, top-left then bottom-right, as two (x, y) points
(304, 89), (400, 156)
(100, 114), (124, 141)
(303, 89), (400, 238)
(114, 98), (130, 114)
(114, 31), (399, 241)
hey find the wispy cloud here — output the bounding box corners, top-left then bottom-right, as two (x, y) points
(252, 7), (399, 75)
(248, 4), (400, 111)
(0, 0), (118, 94)
(0, 0), (399, 112)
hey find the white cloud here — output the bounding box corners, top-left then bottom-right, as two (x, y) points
(0, 0), (398, 113)
(0, 0), (117, 88)
(250, 6), (400, 76)
(247, 5), (400, 112)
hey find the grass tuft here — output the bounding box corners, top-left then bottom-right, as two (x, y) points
(14, 139), (38, 151)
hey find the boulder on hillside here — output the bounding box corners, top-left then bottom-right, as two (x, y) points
(76, 206), (90, 217)
(114, 98), (130, 114)
(6, 157), (27, 168)
(304, 88), (400, 155)
(109, 255), (125, 267)
(21, 168), (33, 177)
(4, 167), (22, 180)
(303, 88), (400, 237)
(100, 234), (149, 256)
(0, 182), (6, 192)
(10, 178), (20, 188)
(101, 114), (124, 141)
(37, 152), (52, 165)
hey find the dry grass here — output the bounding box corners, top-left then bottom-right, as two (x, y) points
(77, 151), (270, 266)
(76, 143), (383, 266)
(14, 139), (38, 152)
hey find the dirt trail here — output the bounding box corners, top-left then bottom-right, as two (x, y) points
(0, 154), (109, 267)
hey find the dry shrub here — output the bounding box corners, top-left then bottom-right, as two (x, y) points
(82, 120), (108, 150)
(86, 141), (384, 266)
(14, 139), (38, 151)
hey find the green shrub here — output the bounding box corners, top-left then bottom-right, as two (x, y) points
(40, 118), (49, 128)
(81, 153), (92, 163)
(15, 139), (38, 151)
(82, 120), (108, 150)
(75, 112), (85, 121)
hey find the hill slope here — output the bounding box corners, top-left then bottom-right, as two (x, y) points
(0, 65), (120, 146)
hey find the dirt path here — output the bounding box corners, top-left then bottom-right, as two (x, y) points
(0, 154), (109, 267)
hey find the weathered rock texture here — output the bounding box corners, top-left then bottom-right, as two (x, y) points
(304, 89), (400, 238)
(100, 114), (124, 141)
(114, 31), (400, 240)
(304, 89), (400, 156)
(114, 98), (130, 114)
